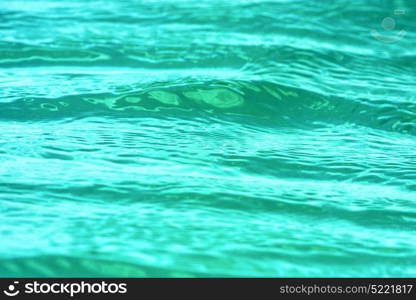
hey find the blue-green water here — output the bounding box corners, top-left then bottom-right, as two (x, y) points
(0, 0), (415, 277)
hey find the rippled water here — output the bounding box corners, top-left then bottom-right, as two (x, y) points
(1, 0), (415, 277)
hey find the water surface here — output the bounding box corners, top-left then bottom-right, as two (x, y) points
(0, 0), (415, 277)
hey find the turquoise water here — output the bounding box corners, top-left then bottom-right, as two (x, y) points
(0, 0), (415, 277)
